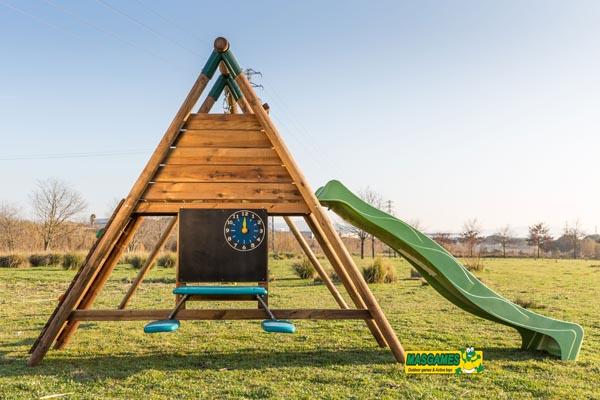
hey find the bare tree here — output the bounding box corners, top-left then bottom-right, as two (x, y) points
(360, 188), (383, 258)
(30, 178), (87, 250)
(338, 222), (369, 259)
(564, 219), (585, 259)
(432, 232), (453, 251)
(0, 202), (23, 252)
(337, 187), (383, 259)
(495, 225), (513, 258)
(461, 218), (482, 257)
(527, 222), (553, 259)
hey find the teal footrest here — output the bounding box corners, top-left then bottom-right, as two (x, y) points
(262, 320), (296, 334)
(173, 286), (267, 296)
(144, 319), (180, 333)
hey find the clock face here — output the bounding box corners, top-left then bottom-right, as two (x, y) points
(224, 210), (266, 251)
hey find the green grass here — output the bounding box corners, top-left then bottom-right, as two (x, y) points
(1, 258), (599, 399)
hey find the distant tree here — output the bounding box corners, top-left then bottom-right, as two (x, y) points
(527, 222), (553, 259)
(338, 222), (368, 259)
(432, 232), (453, 251)
(360, 188), (383, 258)
(30, 178), (87, 250)
(461, 219), (482, 257)
(563, 219), (585, 259)
(494, 225), (514, 258)
(0, 202), (23, 252)
(338, 187), (383, 259)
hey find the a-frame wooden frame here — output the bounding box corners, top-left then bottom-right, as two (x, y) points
(28, 38), (406, 366)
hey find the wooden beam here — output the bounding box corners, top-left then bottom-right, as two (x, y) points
(304, 215), (387, 348)
(235, 72), (405, 362)
(119, 217), (178, 309)
(184, 113), (261, 130)
(54, 216), (143, 349)
(29, 199), (125, 354)
(134, 201), (309, 215)
(153, 165), (292, 184)
(28, 68), (213, 367)
(70, 309), (371, 321)
(175, 130), (271, 148)
(229, 69), (387, 349)
(163, 147), (282, 166)
(284, 216), (348, 309)
(143, 182), (301, 202)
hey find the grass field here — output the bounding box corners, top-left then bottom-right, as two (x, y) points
(1, 257), (599, 399)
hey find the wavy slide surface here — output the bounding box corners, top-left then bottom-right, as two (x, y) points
(316, 180), (583, 360)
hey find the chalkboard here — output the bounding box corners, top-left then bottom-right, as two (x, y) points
(178, 209), (268, 282)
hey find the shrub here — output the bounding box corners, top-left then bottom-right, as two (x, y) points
(157, 252), (177, 268)
(29, 253), (63, 267)
(362, 257), (397, 284)
(464, 257), (485, 272)
(62, 253), (85, 270)
(123, 253), (148, 269)
(514, 297), (546, 310)
(47, 253), (63, 266)
(0, 254), (28, 268)
(291, 258), (316, 279)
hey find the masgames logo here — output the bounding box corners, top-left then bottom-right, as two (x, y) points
(404, 347), (484, 375)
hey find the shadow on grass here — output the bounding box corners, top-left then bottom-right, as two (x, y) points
(3, 348), (397, 380)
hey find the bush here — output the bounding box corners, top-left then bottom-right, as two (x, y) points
(514, 297), (546, 310)
(123, 253), (148, 269)
(0, 254), (28, 268)
(157, 252), (177, 268)
(291, 258), (316, 279)
(464, 256), (485, 272)
(29, 253), (63, 267)
(362, 257), (397, 284)
(62, 253), (85, 270)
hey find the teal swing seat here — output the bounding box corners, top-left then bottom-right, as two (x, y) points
(143, 286), (295, 334)
(144, 319), (180, 334)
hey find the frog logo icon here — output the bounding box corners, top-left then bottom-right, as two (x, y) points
(455, 347), (484, 375)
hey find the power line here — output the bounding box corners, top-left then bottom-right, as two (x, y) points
(0, 148), (151, 161)
(131, 0), (211, 47)
(94, 0), (203, 57)
(40, 0), (188, 71)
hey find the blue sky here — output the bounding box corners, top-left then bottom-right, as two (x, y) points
(1, 0), (598, 236)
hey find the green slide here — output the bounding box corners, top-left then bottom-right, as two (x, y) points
(316, 180), (584, 361)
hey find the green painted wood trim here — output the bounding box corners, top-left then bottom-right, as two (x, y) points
(225, 76), (243, 100)
(221, 50), (242, 77)
(201, 51), (221, 79)
(208, 75), (227, 101)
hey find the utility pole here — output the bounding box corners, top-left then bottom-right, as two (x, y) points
(385, 200), (396, 257)
(271, 216), (276, 254)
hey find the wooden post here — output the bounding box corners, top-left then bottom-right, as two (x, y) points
(54, 216), (143, 349)
(304, 215), (387, 348)
(226, 51), (405, 361)
(119, 217), (177, 309)
(284, 216), (348, 309)
(28, 58), (215, 366)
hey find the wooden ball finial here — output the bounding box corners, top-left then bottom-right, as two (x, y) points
(214, 37), (229, 53)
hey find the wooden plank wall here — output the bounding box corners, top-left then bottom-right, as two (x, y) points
(136, 114), (309, 215)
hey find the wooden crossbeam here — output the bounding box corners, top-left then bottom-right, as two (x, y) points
(70, 309), (371, 321)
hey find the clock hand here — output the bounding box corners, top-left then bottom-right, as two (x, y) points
(241, 217), (248, 234)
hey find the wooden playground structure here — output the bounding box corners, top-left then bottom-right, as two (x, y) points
(28, 37), (406, 366)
